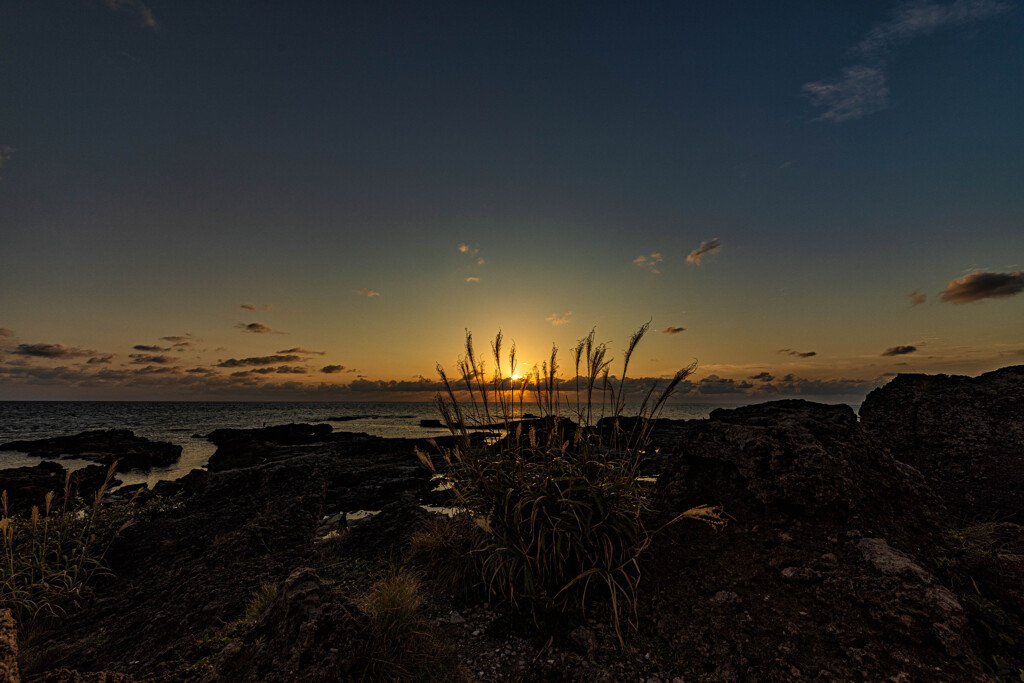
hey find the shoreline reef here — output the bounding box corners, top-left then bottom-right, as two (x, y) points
(0, 365), (1022, 681)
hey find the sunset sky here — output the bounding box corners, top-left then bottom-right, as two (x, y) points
(1, 1), (1022, 402)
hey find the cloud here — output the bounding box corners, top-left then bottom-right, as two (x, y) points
(277, 347), (326, 356)
(275, 365), (308, 374)
(0, 328), (13, 338)
(546, 312), (572, 326)
(634, 253), (663, 274)
(353, 288), (380, 298)
(160, 335), (194, 343)
(696, 375), (755, 395)
(661, 327), (686, 335)
(938, 270), (1024, 303)
(882, 345), (918, 356)
(129, 354), (178, 364)
(686, 239), (721, 265)
(458, 244), (470, 253)
(749, 372), (775, 382)
(777, 348), (817, 358)
(240, 303), (272, 312)
(909, 288), (928, 306)
(321, 365), (346, 374)
(236, 322), (285, 334)
(87, 354), (117, 364)
(133, 344), (167, 352)
(802, 66), (890, 122)
(802, 0), (1010, 122)
(477, 257), (485, 265)
(854, 0), (1011, 56)
(465, 276), (481, 283)
(216, 355), (302, 368)
(104, 0), (159, 29)
(13, 343), (97, 359)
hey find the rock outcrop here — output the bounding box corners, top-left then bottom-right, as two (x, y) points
(203, 568), (367, 682)
(0, 430), (181, 472)
(648, 399), (996, 682)
(0, 462), (121, 515)
(860, 365), (1024, 523)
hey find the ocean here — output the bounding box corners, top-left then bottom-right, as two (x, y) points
(0, 401), (718, 487)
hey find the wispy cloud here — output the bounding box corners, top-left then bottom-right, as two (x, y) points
(803, 0), (1011, 122)
(321, 365), (346, 374)
(882, 345), (918, 356)
(13, 343), (97, 359)
(133, 344), (167, 352)
(465, 276), (481, 283)
(777, 348), (817, 358)
(354, 288), (380, 298)
(686, 238), (721, 265)
(216, 355), (303, 368)
(802, 66), (889, 122)
(749, 371), (775, 382)
(938, 270), (1024, 303)
(661, 326), (686, 335)
(0, 328), (14, 338)
(909, 288), (928, 306)
(546, 312), (572, 326)
(240, 303), (272, 312)
(87, 354), (117, 364)
(236, 322), (286, 334)
(104, 0), (159, 30)
(634, 253), (663, 274)
(277, 347), (326, 356)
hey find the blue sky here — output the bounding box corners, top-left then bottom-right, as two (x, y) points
(1, 1), (1022, 401)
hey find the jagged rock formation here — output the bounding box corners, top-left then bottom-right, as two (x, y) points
(648, 399), (1009, 682)
(860, 365), (1024, 523)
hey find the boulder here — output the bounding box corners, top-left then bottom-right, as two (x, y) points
(860, 365), (1024, 523)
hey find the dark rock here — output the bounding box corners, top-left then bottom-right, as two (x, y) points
(204, 423), (334, 471)
(203, 568), (367, 682)
(0, 462), (120, 515)
(419, 419), (444, 428)
(860, 365), (1024, 523)
(342, 498), (432, 560)
(25, 670), (137, 682)
(151, 480), (183, 497)
(647, 399), (991, 682)
(0, 430), (181, 472)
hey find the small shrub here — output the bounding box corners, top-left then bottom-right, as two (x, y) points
(242, 582), (279, 624)
(419, 324), (722, 644)
(0, 463), (128, 631)
(361, 571), (468, 682)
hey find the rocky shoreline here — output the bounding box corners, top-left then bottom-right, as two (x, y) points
(0, 366), (1022, 681)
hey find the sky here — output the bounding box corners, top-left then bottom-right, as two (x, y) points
(1, 0), (1022, 402)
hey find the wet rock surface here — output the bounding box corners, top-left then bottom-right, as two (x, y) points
(0, 430), (182, 472)
(860, 364), (1024, 523)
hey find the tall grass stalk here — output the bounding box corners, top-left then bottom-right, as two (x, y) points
(419, 324), (722, 644)
(0, 462), (128, 629)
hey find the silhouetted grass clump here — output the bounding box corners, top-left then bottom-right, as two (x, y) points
(417, 324), (722, 643)
(0, 463), (128, 631)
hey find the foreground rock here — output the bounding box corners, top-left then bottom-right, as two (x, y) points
(648, 399), (1019, 682)
(860, 365), (1024, 523)
(203, 423), (333, 471)
(202, 568), (367, 682)
(0, 462), (122, 515)
(1, 430), (181, 472)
